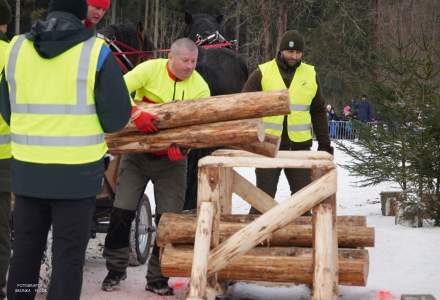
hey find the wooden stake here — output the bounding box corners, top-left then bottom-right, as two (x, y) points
(188, 202), (215, 299)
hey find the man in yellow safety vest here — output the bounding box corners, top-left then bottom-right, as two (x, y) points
(101, 38), (210, 296)
(242, 29), (333, 214)
(0, 0), (131, 299)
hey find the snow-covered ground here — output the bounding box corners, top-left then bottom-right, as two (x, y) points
(59, 143), (440, 299)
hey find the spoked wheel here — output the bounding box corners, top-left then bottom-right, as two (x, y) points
(128, 194), (154, 266)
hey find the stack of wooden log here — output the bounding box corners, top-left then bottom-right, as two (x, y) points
(157, 213), (374, 286)
(105, 90), (290, 157)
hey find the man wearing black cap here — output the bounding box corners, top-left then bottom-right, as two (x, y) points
(0, 2), (12, 298)
(243, 30), (332, 214)
(0, 0), (131, 299)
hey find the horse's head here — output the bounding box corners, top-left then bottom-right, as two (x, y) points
(99, 22), (155, 72)
(184, 12), (224, 42)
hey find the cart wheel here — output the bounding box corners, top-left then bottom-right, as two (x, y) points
(129, 194), (154, 266)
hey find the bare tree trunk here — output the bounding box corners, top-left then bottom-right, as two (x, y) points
(154, 0), (159, 54)
(144, 0), (149, 33)
(235, 1), (241, 51)
(111, 0), (117, 24)
(276, 1), (288, 47)
(261, 0), (271, 60)
(15, 0), (20, 34)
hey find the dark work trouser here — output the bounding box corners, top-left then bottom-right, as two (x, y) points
(7, 195), (95, 300)
(103, 153), (186, 284)
(0, 192), (11, 296)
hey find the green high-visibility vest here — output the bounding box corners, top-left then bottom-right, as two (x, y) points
(0, 39), (11, 159)
(5, 35), (107, 164)
(259, 59), (317, 142)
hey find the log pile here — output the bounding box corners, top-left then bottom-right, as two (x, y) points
(158, 212), (374, 286)
(105, 90), (290, 156)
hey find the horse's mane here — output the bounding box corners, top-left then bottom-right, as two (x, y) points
(99, 23), (154, 52)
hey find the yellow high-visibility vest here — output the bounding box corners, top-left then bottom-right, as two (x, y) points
(259, 59), (317, 142)
(0, 39), (11, 159)
(5, 35), (107, 164)
(124, 58), (210, 103)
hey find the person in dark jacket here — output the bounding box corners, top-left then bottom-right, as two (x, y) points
(357, 94), (373, 123)
(0, 2), (12, 299)
(242, 30), (332, 214)
(0, 0), (131, 299)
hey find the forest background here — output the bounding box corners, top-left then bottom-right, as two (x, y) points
(5, 0), (440, 111)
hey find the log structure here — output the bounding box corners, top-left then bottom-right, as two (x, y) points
(120, 90), (290, 134)
(106, 119), (265, 154)
(156, 213), (374, 248)
(155, 150), (374, 300)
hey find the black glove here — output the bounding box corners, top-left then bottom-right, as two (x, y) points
(318, 145), (334, 155)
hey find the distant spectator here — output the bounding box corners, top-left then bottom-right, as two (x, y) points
(326, 104), (338, 120)
(342, 105), (352, 120)
(357, 94), (373, 123)
(351, 98), (358, 119)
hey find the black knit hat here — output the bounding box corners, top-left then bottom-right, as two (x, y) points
(0, 0), (12, 25)
(279, 30), (304, 52)
(49, 0), (88, 20)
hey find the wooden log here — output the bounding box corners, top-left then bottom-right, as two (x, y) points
(106, 119), (265, 154)
(218, 214), (367, 227)
(161, 245), (369, 286)
(312, 202), (337, 300)
(198, 156), (336, 170)
(121, 90), (290, 134)
(231, 135), (281, 158)
(156, 214), (374, 248)
(232, 170), (278, 213)
(188, 202), (215, 299)
(212, 149), (333, 161)
(207, 169), (337, 275)
(197, 166), (222, 294)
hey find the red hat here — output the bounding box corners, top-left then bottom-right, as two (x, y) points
(87, 0), (110, 10)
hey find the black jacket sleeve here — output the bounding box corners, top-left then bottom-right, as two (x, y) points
(310, 76), (330, 148)
(0, 71), (10, 125)
(94, 53), (131, 133)
(242, 69), (262, 92)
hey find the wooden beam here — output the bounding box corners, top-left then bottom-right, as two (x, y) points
(188, 202), (215, 299)
(156, 213), (374, 248)
(219, 168), (233, 214)
(231, 134), (281, 158)
(161, 245), (369, 286)
(198, 156), (336, 170)
(121, 90), (290, 133)
(312, 202), (337, 300)
(232, 170), (278, 213)
(206, 169), (337, 275)
(196, 166), (222, 298)
(211, 150), (333, 161)
(107, 119), (265, 154)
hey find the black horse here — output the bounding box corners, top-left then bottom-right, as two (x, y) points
(184, 12), (249, 210)
(99, 22), (155, 73)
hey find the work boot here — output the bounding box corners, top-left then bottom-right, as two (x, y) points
(101, 270), (127, 291)
(145, 280), (174, 296)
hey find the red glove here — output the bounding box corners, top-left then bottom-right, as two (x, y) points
(167, 145), (188, 161)
(131, 106), (159, 133)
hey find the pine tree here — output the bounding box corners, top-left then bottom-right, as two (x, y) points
(337, 27), (440, 226)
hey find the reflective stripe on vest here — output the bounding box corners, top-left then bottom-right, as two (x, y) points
(259, 59), (317, 142)
(6, 35), (107, 164)
(0, 135), (10, 144)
